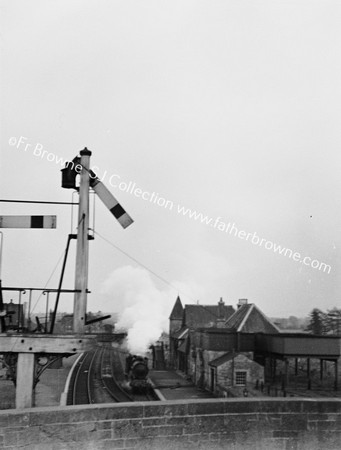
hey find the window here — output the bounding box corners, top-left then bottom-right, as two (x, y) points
(235, 371), (247, 386)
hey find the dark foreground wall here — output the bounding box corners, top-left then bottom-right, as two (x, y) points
(0, 398), (340, 450)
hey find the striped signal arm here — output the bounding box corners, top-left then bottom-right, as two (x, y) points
(0, 215), (56, 228)
(89, 173), (133, 229)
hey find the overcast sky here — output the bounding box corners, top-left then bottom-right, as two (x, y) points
(1, 0), (340, 321)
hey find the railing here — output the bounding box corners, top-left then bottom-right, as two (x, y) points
(0, 286), (80, 333)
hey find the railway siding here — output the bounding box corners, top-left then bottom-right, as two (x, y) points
(0, 398), (340, 449)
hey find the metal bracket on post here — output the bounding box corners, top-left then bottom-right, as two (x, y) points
(34, 353), (68, 387)
(3, 352), (70, 388)
(3, 353), (18, 384)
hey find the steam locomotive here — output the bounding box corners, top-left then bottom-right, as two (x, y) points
(125, 354), (151, 393)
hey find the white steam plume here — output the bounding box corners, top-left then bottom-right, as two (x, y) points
(101, 265), (183, 354)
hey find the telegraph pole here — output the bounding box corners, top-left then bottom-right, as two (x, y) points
(73, 148), (91, 332)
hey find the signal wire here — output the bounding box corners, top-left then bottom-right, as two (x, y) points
(31, 214), (85, 313)
(30, 249), (66, 313)
(92, 229), (196, 303)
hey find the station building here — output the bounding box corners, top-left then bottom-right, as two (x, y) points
(169, 297), (341, 397)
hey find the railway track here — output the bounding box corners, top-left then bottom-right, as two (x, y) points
(100, 346), (134, 402)
(68, 346), (134, 405)
(70, 350), (96, 405)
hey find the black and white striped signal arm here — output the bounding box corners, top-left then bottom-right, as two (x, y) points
(0, 215), (56, 228)
(89, 173), (133, 229)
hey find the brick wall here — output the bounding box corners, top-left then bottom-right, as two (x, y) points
(0, 398), (340, 450)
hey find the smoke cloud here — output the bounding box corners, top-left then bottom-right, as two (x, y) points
(101, 265), (177, 354)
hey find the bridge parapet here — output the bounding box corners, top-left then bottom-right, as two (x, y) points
(0, 398), (340, 449)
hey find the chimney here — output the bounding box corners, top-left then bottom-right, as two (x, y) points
(237, 298), (248, 309)
(216, 318), (225, 328)
(218, 297), (225, 319)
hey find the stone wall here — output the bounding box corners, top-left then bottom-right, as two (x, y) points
(193, 350), (265, 393)
(0, 398), (340, 450)
(201, 350), (222, 390)
(215, 353), (263, 388)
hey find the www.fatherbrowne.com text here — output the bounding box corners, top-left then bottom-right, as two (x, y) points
(9, 136), (331, 274)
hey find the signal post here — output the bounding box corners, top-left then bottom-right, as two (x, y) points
(73, 148), (91, 333)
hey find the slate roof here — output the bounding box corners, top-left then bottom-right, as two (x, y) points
(169, 296), (184, 320)
(209, 351), (256, 367)
(224, 303), (280, 334)
(184, 303), (235, 328)
(209, 352), (242, 367)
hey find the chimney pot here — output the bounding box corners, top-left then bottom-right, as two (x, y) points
(237, 298), (248, 309)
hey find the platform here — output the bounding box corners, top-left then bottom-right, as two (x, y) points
(149, 370), (214, 400)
